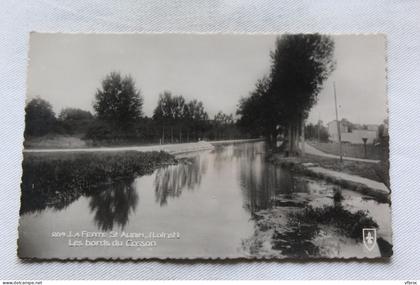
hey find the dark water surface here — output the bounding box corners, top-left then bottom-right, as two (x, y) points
(18, 142), (391, 259)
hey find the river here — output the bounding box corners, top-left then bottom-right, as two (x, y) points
(18, 141), (392, 259)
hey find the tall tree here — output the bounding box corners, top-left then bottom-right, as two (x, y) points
(153, 91), (186, 121)
(153, 92), (209, 142)
(184, 99), (208, 121)
(214, 111), (233, 125)
(24, 97), (56, 137)
(93, 72), (143, 130)
(183, 99), (209, 141)
(269, 34), (335, 154)
(213, 111), (234, 140)
(236, 35), (335, 154)
(153, 91), (187, 143)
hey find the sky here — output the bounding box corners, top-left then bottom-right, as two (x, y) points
(27, 33), (387, 125)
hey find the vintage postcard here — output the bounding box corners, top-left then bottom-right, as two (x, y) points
(18, 33), (392, 260)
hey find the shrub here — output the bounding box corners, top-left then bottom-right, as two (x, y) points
(24, 98), (57, 138)
(293, 205), (378, 240)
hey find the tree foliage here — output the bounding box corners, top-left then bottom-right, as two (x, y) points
(237, 77), (272, 138)
(58, 108), (93, 121)
(153, 91), (186, 122)
(214, 111), (233, 125)
(58, 108), (93, 135)
(185, 99), (208, 121)
(269, 34), (335, 119)
(153, 91), (210, 142)
(93, 72), (143, 129)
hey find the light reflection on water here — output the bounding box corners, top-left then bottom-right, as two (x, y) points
(154, 154), (208, 206)
(18, 142), (391, 259)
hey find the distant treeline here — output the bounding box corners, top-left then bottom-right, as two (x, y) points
(24, 72), (245, 145)
(304, 122), (329, 142)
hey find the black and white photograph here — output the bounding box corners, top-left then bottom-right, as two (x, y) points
(18, 33), (391, 260)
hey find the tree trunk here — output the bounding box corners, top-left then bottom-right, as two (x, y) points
(292, 122), (298, 155)
(288, 123), (294, 156)
(301, 117), (305, 155)
(294, 116), (301, 155)
(272, 129), (278, 151)
(287, 117), (303, 157)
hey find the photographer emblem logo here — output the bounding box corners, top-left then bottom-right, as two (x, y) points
(363, 228), (377, 251)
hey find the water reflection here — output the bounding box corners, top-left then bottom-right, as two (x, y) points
(20, 189), (81, 215)
(18, 141), (391, 259)
(89, 179), (139, 231)
(154, 154), (208, 206)
(212, 145), (235, 170)
(238, 149), (297, 214)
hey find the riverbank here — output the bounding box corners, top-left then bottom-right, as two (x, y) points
(244, 197), (392, 258)
(242, 150), (393, 258)
(267, 153), (390, 203)
(23, 138), (264, 155)
(20, 150), (176, 214)
(210, 138), (264, 146)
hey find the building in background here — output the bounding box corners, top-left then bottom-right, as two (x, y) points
(327, 119), (378, 144)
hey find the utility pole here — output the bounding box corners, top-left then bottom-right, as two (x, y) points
(362, 138), (368, 158)
(318, 113), (321, 142)
(334, 81), (343, 162)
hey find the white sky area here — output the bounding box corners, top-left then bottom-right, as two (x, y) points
(27, 33), (387, 125)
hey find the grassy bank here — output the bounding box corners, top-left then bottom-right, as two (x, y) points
(267, 153), (390, 203)
(24, 134), (88, 149)
(20, 150), (176, 214)
(269, 153), (389, 187)
(308, 141), (383, 160)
